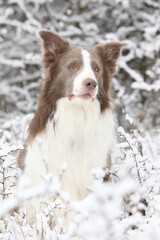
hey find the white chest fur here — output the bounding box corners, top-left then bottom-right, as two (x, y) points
(24, 98), (115, 200)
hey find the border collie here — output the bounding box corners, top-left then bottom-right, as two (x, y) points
(18, 30), (126, 222)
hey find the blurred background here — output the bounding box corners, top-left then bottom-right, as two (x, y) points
(0, 1), (160, 238)
(0, 0), (159, 145)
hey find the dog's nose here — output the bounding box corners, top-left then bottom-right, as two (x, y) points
(84, 79), (97, 90)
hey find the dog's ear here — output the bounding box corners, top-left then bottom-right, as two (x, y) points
(95, 42), (127, 75)
(39, 30), (69, 69)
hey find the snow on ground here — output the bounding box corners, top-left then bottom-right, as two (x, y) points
(0, 0), (160, 239)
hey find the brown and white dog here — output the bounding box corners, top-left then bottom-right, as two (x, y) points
(18, 30), (126, 222)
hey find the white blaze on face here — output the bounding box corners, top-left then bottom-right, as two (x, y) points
(73, 49), (98, 97)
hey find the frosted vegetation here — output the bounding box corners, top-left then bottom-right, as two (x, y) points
(0, 0), (160, 239)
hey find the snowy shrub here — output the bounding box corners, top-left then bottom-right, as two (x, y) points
(0, 0), (160, 239)
(0, 130), (22, 201)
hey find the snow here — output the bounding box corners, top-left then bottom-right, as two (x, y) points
(0, 0), (160, 239)
(132, 81), (160, 92)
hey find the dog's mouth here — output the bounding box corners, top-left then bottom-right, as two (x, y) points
(69, 93), (94, 102)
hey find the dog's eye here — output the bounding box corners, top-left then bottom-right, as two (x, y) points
(94, 66), (100, 72)
(68, 64), (76, 70)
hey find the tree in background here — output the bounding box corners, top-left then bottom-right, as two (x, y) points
(0, 1), (160, 239)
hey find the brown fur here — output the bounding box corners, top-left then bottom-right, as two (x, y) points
(17, 145), (27, 170)
(95, 42), (127, 111)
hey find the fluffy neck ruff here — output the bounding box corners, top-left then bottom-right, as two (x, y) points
(25, 97), (115, 200)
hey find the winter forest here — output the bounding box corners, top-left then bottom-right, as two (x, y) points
(0, 0), (160, 239)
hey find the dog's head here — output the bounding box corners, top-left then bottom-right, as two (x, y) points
(39, 30), (126, 111)
(28, 30), (126, 139)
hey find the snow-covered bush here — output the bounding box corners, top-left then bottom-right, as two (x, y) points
(0, 0), (160, 239)
(0, 130), (22, 201)
(0, 129), (159, 239)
